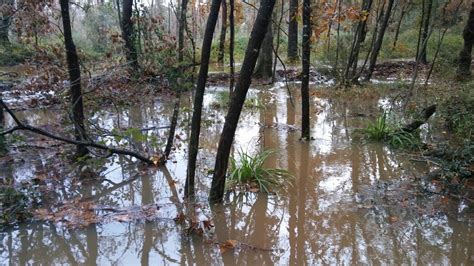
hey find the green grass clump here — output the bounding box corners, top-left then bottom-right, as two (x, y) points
(364, 112), (422, 149)
(228, 149), (293, 193)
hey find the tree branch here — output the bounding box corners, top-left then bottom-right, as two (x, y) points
(0, 99), (163, 165)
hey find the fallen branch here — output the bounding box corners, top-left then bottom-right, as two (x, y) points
(0, 99), (163, 165)
(399, 104), (436, 133)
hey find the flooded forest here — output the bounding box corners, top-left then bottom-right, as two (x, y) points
(0, 0), (473, 264)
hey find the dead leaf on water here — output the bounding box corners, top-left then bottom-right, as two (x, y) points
(219, 240), (239, 254)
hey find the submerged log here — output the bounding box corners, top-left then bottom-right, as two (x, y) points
(400, 104), (436, 133)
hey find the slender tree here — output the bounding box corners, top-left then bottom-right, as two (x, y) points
(186, 0), (223, 198)
(301, 0), (311, 139)
(288, 0), (299, 61)
(218, 0), (227, 65)
(0, 0), (14, 46)
(366, 0), (395, 81)
(254, 21), (273, 78)
(121, 0), (139, 70)
(178, 0), (188, 62)
(458, 2), (474, 77)
(229, 0), (235, 94)
(419, 0), (433, 64)
(0, 97), (5, 155)
(59, 0), (88, 156)
(210, 0), (276, 203)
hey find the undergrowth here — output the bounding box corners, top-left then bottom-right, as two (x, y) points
(227, 149), (293, 193)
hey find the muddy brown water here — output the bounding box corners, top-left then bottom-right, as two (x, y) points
(1, 84), (473, 265)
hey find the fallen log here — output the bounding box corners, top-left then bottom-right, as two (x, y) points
(399, 104), (436, 133)
(0, 99), (164, 165)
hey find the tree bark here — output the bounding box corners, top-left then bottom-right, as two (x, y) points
(288, 0), (299, 61)
(185, 0), (223, 199)
(419, 0), (433, 64)
(121, 0), (139, 70)
(218, 0), (227, 65)
(254, 20), (273, 78)
(344, 0), (373, 84)
(178, 0), (188, 62)
(300, 0), (311, 139)
(229, 0), (235, 94)
(60, 0), (88, 157)
(0, 96), (5, 155)
(0, 0), (14, 46)
(458, 2), (474, 77)
(209, 0), (276, 204)
(366, 0), (395, 81)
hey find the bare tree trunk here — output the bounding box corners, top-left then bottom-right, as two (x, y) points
(288, 0), (298, 61)
(0, 97), (5, 155)
(458, 2), (474, 77)
(393, 0), (409, 49)
(229, 0), (235, 94)
(254, 20), (273, 78)
(344, 0), (373, 84)
(210, 0), (276, 203)
(121, 0), (139, 70)
(0, 0), (14, 46)
(419, 0), (433, 64)
(185, 0), (222, 199)
(366, 0), (395, 81)
(178, 0), (188, 62)
(272, 0), (284, 83)
(218, 0), (227, 65)
(301, 0), (311, 139)
(60, 0), (88, 157)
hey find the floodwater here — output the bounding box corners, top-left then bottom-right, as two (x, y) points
(1, 83), (473, 265)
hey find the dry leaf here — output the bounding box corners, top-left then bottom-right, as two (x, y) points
(220, 240), (239, 254)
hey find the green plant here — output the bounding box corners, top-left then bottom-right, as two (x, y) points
(227, 149), (293, 193)
(388, 131), (422, 149)
(364, 112), (391, 140)
(0, 187), (32, 228)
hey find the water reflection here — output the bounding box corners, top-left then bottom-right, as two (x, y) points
(1, 86), (473, 264)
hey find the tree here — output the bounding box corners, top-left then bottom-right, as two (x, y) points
(178, 0), (188, 62)
(366, 0), (395, 81)
(0, 0), (14, 46)
(300, 0), (311, 139)
(254, 20), (273, 78)
(344, 0), (373, 84)
(218, 0), (227, 65)
(229, 0), (235, 94)
(121, 0), (139, 70)
(458, 2), (474, 77)
(0, 97), (5, 155)
(419, 0), (433, 64)
(60, 0), (88, 157)
(288, 0), (298, 61)
(210, 0), (276, 203)
(185, 0), (223, 199)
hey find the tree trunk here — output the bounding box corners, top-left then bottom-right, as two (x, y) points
(229, 0), (235, 94)
(366, 0), (395, 81)
(60, 0), (88, 157)
(218, 0), (227, 65)
(393, 0), (409, 49)
(0, 96), (5, 155)
(254, 20), (273, 78)
(209, 0), (276, 204)
(178, 0), (188, 62)
(419, 0), (433, 64)
(458, 2), (474, 77)
(185, 0), (222, 199)
(121, 0), (139, 70)
(301, 0), (311, 139)
(0, 0), (14, 46)
(288, 0), (298, 61)
(344, 0), (373, 84)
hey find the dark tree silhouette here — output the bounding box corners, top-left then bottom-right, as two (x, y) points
(218, 0), (227, 65)
(288, 0), (299, 61)
(121, 0), (139, 70)
(366, 0), (395, 81)
(186, 0), (223, 198)
(419, 0), (433, 64)
(0, 0), (14, 46)
(210, 0), (276, 203)
(60, 0), (88, 156)
(458, 2), (474, 77)
(254, 21), (273, 78)
(301, 0), (311, 139)
(229, 0), (235, 94)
